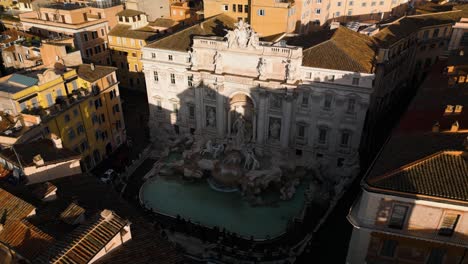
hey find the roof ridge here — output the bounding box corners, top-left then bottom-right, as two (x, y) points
(406, 9), (461, 19)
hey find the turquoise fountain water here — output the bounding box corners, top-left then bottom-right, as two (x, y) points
(140, 177), (308, 239)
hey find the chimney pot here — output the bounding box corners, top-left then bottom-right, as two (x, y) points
(90, 63), (95, 71)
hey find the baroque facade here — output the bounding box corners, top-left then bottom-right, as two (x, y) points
(142, 16), (374, 169)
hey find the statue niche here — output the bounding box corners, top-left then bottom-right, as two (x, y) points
(229, 94), (254, 149)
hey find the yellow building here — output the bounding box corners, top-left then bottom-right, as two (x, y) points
(108, 10), (161, 91)
(0, 64), (126, 170)
(203, 0), (297, 37)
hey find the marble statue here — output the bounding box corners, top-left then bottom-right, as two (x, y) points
(224, 29), (237, 48)
(248, 30), (260, 48)
(205, 88), (216, 100)
(257, 58), (267, 79)
(232, 115), (247, 147)
(243, 149), (260, 170)
(269, 119), (281, 140)
(212, 143), (225, 159)
(234, 20), (250, 48)
(213, 51), (222, 72)
(200, 140), (214, 156)
(188, 49), (197, 67)
(283, 59), (296, 81)
(206, 107), (216, 127)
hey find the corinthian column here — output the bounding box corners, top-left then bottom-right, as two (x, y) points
(256, 88), (268, 144)
(216, 84), (225, 138)
(280, 93), (294, 148)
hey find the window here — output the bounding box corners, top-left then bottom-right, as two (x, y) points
(134, 64), (138, 71)
(348, 9), (352, 16)
(188, 105), (195, 119)
(232, 4), (236, 12)
(46, 93), (54, 106)
(379, 0), (384, 4)
(188, 75), (193, 87)
(427, 248), (446, 264)
(84, 33), (88, 42)
(380, 240), (398, 257)
(222, 4), (228, 11)
(170, 73), (176, 84)
(326, 75), (335, 82)
(433, 28), (440, 38)
(153, 71), (159, 82)
(68, 128), (76, 140)
(19, 102), (26, 111)
(113, 104), (120, 114)
(302, 93), (309, 107)
(73, 108), (79, 117)
(337, 158), (345, 167)
(100, 114), (106, 123)
(116, 120), (122, 130)
(173, 103), (179, 115)
(423, 30), (429, 40)
(238, 4), (243, 12)
(349, 0), (353, 5)
(323, 94), (332, 110)
(352, 77), (360, 86)
(64, 114), (71, 123)
(388, 205), (409, 229)
(56, 89), (63, 97)
(347, 98), (356, 113)
(258, 9), (265, 16)
(297, 123), (306, 138)
(318, 127), (327, 144)
(77, 123), (85, 134)
(101, 28), (105, 36)
(371, 1), (376, 6)
(340, 130), (351, 147)
(156, 100), (162, 111)
(151, 53), (156, 59)
(168, 55), (173, 61)
(316, 0), (321, 3)
(337, 1), (341, 6)
(335, 11), (340, 17)
(438, 213), (460, 236)
(245, 5), (249, 13)
(361, 2), (367, 6)
(315, 8), (321, 14)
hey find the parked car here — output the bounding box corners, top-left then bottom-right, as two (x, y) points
(100, 169), (116, 184)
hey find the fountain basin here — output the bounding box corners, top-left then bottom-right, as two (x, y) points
(140, 176), (308, 240)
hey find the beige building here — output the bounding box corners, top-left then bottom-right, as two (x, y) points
(346, 50), (468, 264)
(0, 138), (82, 184)
(449, 18), (468, 51)
(19, 2), (124, 65)
(126, 0), (171, 20)
(203, 0), (412, 37)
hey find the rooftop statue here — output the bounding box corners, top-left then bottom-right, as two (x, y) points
(224, 21), (259, 49)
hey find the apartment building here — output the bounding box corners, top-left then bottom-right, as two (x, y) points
(108, 9), (162, 90)
(346, 53), (468, 264)
(170, 0), (203, 24)
(18, 2), (124, 65)
(126, 0), (170, 20)
(0, 65), (126, 170)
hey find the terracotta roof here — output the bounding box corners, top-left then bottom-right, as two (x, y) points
(116, 9), (145, 17)
(77, 64), (116, 83)
(369, 151), (468, 201)
(365, 60), (468, 202)
(0, 30), (34, 44)
(0, 188), (55, 260)
(146, 14), (236, 51)
(108, 24), (158, 40)
(0, 139), (80, 167)
(294, 26), (377, 73)
(150, 18), (178, 28)
(59, 203), (85, 225)
(32, 182), (57, 199)
(38, 210), (129, 264)
(374, 10), (467, 47)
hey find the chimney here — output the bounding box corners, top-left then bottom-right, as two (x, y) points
(90, 63), (95, 71)
(33, 154), (44, 166)
(330, 21), (340, 30)
(450, 121), (459, 132)
(51, 134), (63, 149)
(432, 121), (440, 132)
(100, 209), (113, 220)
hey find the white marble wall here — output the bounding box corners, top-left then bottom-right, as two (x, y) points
(142, 37), (373, 168)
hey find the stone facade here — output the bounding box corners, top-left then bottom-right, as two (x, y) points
(142, 22), (373, 169)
